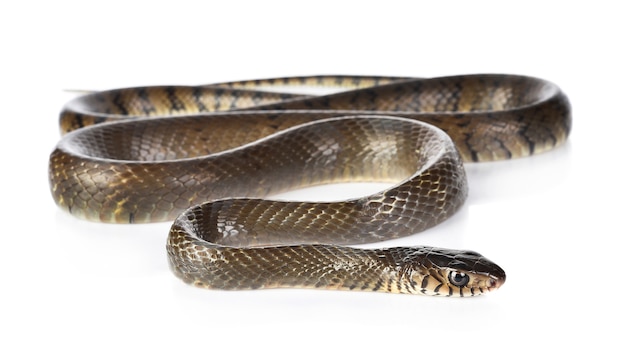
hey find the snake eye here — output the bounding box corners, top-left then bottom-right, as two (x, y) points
(448, 271), (470, 287)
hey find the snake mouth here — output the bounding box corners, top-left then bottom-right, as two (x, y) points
(487, 274), (506, 292)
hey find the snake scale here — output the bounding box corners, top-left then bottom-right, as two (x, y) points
(49, 74), (571, 296)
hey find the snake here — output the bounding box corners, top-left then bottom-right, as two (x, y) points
(49, 74), (571, 296)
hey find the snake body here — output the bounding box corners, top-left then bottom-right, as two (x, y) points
(49, 74), (571, 296)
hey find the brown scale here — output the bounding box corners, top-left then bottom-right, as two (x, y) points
(49, 74), (570, 295)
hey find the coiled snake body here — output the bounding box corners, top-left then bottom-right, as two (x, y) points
(49, 74), (571, 296)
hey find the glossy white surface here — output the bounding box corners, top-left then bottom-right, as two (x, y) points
(1, 1), (623, 342)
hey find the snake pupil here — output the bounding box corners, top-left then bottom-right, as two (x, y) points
(449, 271), (470, 287)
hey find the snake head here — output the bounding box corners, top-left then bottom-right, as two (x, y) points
(401, 246), (506, 297)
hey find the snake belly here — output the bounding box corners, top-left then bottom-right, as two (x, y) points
(49, 74), (571, 296)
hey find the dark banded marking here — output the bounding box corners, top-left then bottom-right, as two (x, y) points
(252, 91), (266, 106)
(92, 116), (107, 126)
(454, 118), (473, 128)
(371, 279), (384, 292)
(112, 91), (130, 115)
(136, 88), (156, 115)
(519, 129), (538, 156)
(73, 112), (85, 130)
(449, 81), (462, 112)
(465, 133), (481, 162)
(165, 87), (186, 112)
(279, 93), (294, 101)
(192, 87), (209, 113)
(229, 90), (241, 110)
(421, 275), (430, 290)
(396, 272), (405, 293)
(496, 138), (513, 159)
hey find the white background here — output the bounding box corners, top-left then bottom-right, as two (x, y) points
(1, 1), (624, 342)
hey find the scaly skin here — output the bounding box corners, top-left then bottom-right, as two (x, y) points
(49, 74), (570, 295)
